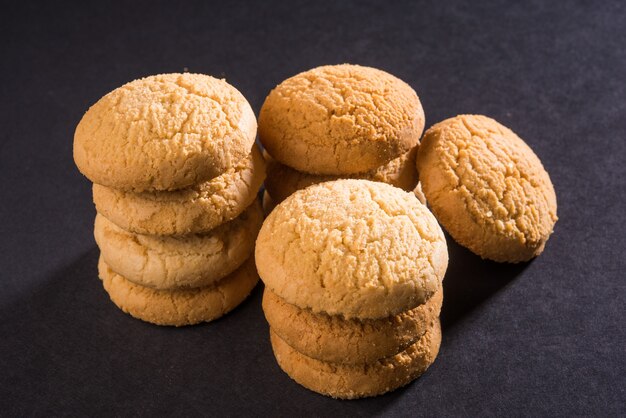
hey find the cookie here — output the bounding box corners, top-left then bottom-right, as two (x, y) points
(262, 191), (276, 215)
(74, 73), (257, 191)
(270, 320), (441, 399)
(263, 148), (419, 203)
(413, 181), (426, 205)
(93, 145), (266, 235)
(94, 201), (263, 289)
(255, 179), (448, 319)
(416, 115), (558, 262)
(263, 287), (443, 364)
(99, 255), (259, 326)
(258, 64), (425, 175)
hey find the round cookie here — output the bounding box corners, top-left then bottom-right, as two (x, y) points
(258, 64), (425, 175)
(99, 256), (259, 326)
(270, 320), (441, 399)
(263, 148), (419, 203)
(255, 179), (448, 319)
(74, 73), (257, 191)
(95, 201), (263, 289)
(416, 115), (558, 262)
(263, 287), (443, 364)
(93, 145), (266, 235)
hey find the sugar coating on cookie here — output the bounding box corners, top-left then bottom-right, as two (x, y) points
(95, 201), (263, 290)
(270, 320), (441, 399)
(416, 115), (558, 262)
(99, 256), (259, 326)
(74, 73), (257, 191)
(255, 179), (448, 319)
(263, 148), (419, 203)
(93, 145), (266, 235)
(259, 64), (425, 175)
(263, 287), (443, 364)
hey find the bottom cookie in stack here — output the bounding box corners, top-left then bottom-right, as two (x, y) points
(99, 256), (259, 326)
(263, 288), (443, 399)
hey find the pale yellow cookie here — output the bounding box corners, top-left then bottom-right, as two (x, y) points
(270, 320), (441, 399)
(94, 201), (263, 289)
(263, 148), (419, 203)
(99, 256), (259, 326)
(259, 64), (425, 175)
(93, 145), (265, 235)
(263, 287), (442, 364)
(74, 73), (257, 191)
(416, 115), (558, 262)
(255, 179), (448, 319)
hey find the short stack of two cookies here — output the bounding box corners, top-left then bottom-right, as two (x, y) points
(256, 180), (448, 399)
(258, 64), (427, 213)
(74, 73), (266, 326)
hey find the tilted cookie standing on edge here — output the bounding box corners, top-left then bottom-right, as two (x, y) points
(416, 114), (558, 262)
(256, 179), (448, 398)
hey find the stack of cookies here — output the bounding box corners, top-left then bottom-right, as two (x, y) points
(256, 180), (448, 399)
(73, 73), (266, 326)
(258, 64), (427, 213)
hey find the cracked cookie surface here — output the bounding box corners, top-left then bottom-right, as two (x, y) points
(255, 179), (448, 319)
(74, 73), (257, 191)
(263, 287), (442, 364)
(95, 201), (263, 289)
(270, 320), (441, 399)
(258, 64), (424, 175)
(93, 145), (265, 235)
(416, 115), (558, 262)
(263, 148), (419, 203)
(99, 256), (259, 326)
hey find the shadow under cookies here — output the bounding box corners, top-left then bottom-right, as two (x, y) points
(440, 233), (530, 332)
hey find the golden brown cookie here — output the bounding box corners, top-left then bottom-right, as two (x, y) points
(416, 115), (558, 262)
(94, 201), (263, 289)
(263, 148), (419, 203)
(255, 180), (448, 319)
(99, 256), (259, 326)
(270, 320), (441, 399)
(263, 287), (443, 364)
(258, 64), (425, 175)
(93, 145), (266, 235)
(74, 73), (257, 191)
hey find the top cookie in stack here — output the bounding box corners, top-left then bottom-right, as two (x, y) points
(74, 73), (266, 326)
(258, 64), (427, 210)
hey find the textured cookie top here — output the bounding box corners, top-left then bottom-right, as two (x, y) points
(74, 73), (257, 191)
(92, 144), (266, 235)
(258, 64), (425, 175)
(255, 179), (447, 319)
(263, 148), (418, 203)
(416, 115), (558, 262)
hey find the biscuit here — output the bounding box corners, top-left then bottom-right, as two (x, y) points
(255, 179), (448, 319)
(263, 148), (419, 203)
(99, 255), (259, 326)
(262, 191), (276, 215)
(74, 73), (257, 191)
(93, 145), (266, 235)
(95, 201), (263, 289)
(258, 64), (425, 175)
(263, 287), (443, 364)
(416, 115), (558, 262)
(270, 320), (441, 399)
(413, 181), (426, 205)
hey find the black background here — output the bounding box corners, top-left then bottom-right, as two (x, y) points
(1, 1), (625, 416)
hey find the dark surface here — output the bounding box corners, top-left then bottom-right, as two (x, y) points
(1, 1), (624, 416)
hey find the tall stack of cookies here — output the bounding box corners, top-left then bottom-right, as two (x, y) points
(256, 180), (448, 399)
(258, 64), (427, 213)
(73, 73), (266, 326)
